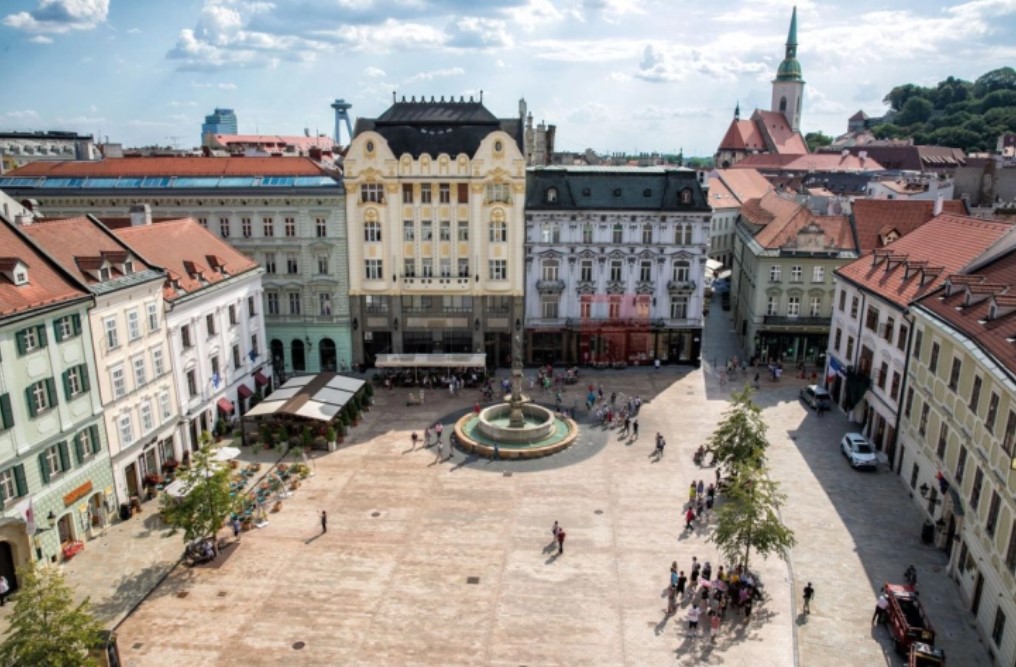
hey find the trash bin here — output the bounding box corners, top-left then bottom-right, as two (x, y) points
(119, 503), (131, 521)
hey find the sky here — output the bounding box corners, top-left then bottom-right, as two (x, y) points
(1, 0), (1015, 156)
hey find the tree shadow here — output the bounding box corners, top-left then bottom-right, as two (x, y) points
(90, 560), (190, 624)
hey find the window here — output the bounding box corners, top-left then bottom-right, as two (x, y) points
(834, 328), (842, 351)
(918, 403), (929, 436)
(673, 262), (689, 282)
(439, 183), (451, 204)
(485, 183), (510, 203)
(366, 260), (383, 280)
(809, 297), (821, 317)
(846, 336), (855, 360)
(360, 183), (384, 203)
(421, 184), (432, 204)
(55, 316), (74, 341)
(64, 365), (86, 398)
(850, 296), (859, 318)
(812, 266), (824, 283)
(642, 223), (653, 244)
(111, 365), (126, 399)
(232, 344), (242, 370)
(937, 423), (949, 459)
(16, 324), (45, 354)
(969, 467), (983, 512)
(948, 357), (962, 391)
(883, 316), (895, 341)
(198, 217), (208, 229)
(118, 413), (134, 447)
(790, 265), (802, 282)
(956, 445), (967, 484)
(489, 260), (507, 281)
(582, 223), (593, 244)
(440, 221), (451, 241)
(1005, 518), (1016, 574)
(404, 258), (416, 278)
(219, 217), (230, 237)
(890, 371), (901, 401)
(542, 260), (559, 281)
(913, 329), (923, 360)
(286, 254), (298, 275)
(0, 394), (12, 432)
(262, 217), (274, 237)
(402, 183), (413, 204)
(0, 465), (25, 502)
(317, 255), (329, 275)
(904, 388), (915, 417)
(876, 361), (888, 389)
(986, 491), (1001, 537)
(1004, 410), (1016, 455)
(457, 183), (468, 204)
(676, 223), (692, 245)
(152, 347), (165, 376)
(787, 296), (800, 317)
(421, 258), (433, 278)
(41, 444), (66, 480)
(365, 295), (387, 314)
(403, 220), (415, 241)
(766, 296), (778, 316)
(365, 221), (381, 242)
(541, 294), (559, 319)
(315, 217), (327, 237)
(639, 260), (652, 282)
(865, 306), (879, 332)
(457, 259), (469, 278)
(140, 401), (154, 433)
(610, 260), (622, 282)
(608, 297), (621, 319)
(580, 260), (593, 282)
(540, 223), (560, 243)
(457, 222), (469, 241)
(27, 378), (55, 416)
(288, 291), (301, 315)
(769, 265), (781, 282)
(123, 310), (140, 342)
(263, 252), (276, 275)
(75, 427), (98, 460)
(991, 607), (1006, 648)
(490, 219), (507, 242)
(422, 220), (432, 241)
(612, 223), (623, 244)
(159, 391), (171, 420)
(580, 297), (592, 319)
(186, 369), (197, 398)
(670, 296), (688, 319)
(970, 376), (982, 412)
(241, 217), (251, 237)
(986, 392), (999, 433)
(929, 342), (940, 373)
(132, 356), (147, 387)
(318, 293), (333, 316)
(284, 217), (296, 237)
(266, 292), (279, 315)
(838, 290), (846, 312)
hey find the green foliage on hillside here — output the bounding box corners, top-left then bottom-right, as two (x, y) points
(873, 68), (1016, 152)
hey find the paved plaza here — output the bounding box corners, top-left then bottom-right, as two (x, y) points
(1, 298), (993, 666)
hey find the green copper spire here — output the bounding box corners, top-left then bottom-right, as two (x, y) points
(775, 6), (802, 82)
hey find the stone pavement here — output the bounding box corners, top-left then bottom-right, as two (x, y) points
(1, 293), (987, 666)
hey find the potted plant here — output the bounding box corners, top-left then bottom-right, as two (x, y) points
(338, 415), (349, 443)
(279, 425), (290, 447)
(162, 457), (178, 477)
(199, 430), (213, 448)
(363, 383), (373, 410)
(301, 426), (313, 451)
(260, 425), (273, 448)
(326, 426), (337, 452)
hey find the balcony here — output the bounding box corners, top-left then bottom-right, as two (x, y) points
(564, 317), (661, 329)
(667, 280), (696, 293)
(535, 279), (566, 293)
(762, 315), (829, 328)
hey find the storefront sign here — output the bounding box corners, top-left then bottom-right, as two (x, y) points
(63, 481), (93, 507)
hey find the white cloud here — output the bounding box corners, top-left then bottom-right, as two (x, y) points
(404, 67), (465, 83)
(632, 105), (714, 121)
(363, 66), (386, 78)
(3, 0), (109, 34)
(127, 27), (141, 34)
(88, 104), (99, 112)
(528, 38), (635, 63)
(29, 35), (53, 44)
(2, 110), (40, 120)
(446, 17), (512, 49)
(126, 119), (174, 128)
(635, 44), (685, 83)
(566, 102), (613, 124)
(190, 81), (238, 89)
(170, 100), (199, 107)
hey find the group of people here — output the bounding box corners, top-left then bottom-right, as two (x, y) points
(411, 422), (453, 462)
(683, 478), (717, 531)
(669, 557), (765, 640)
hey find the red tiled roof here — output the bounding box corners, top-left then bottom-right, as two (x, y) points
(836, 214), (1013, 311)
(212, 134), (334, 152)
(742, 191), (852, 250)
(753, 110), (809, 154)
(717, 119), (766, 151)
(112, 218), (259, 301)
(712, 168), (772, 205)
(851, 199), (968, 252)
(20, 217), (158, 285)
(733, 152), (884, 172)
(0, 219), (89, 318)
(8, 156), (327, 178)
(707, 177), (736, 209)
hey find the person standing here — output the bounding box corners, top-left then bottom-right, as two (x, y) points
(434, 422), (443, 443)
(687, 605), (700, 637)
(675, 570), (687, 598)
(872, 592), (889, 625)
(0, 575), (9, 606)
(556, 527), (566, 554)
(684, 507), (696, 531)
(654, 358), (661, 371)
(320, 510), (327, 534)
(803, 582), (815, 614)
(632, 417), (639, 439)
(232, 517), (241, 541)
(424, 427), (432, 446)
(493, 442), (500, 461)
(411, 431), (419, 449)
(709, 610), (721, 643)
(551, 520), (560, 545)
(436, 440), (444, 462)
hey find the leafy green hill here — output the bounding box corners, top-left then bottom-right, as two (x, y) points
(871, 67), (1016, 152)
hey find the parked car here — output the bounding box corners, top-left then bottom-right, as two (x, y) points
(799, 384), (831, 410)
(840, 432), (878, 469)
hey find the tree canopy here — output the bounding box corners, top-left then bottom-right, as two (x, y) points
(874, 67), (1016, 152)
(159, 445), (235, 553)
(804, 131), (832, 152)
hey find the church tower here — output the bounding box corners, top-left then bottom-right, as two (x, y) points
(771, 6), (804, 132)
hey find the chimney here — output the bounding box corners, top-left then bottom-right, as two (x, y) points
(933, 193), (943, 216)
(14, 213), (33, 227)
(859, 150), (867, 160)
(841, 149), (849, 158)
(129, 203), (152, 227)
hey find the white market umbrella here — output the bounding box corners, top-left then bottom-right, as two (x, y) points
(211, 446), (241, 462)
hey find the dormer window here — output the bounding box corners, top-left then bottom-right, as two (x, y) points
(0, 258), (29, 285)
(545, 187), (558, 204)
(100, 267), (112, 281)
(123, 260), (135, 275)
(14, 270), (27, 285)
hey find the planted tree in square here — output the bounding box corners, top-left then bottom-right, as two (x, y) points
(709, 467), (796, 573)
(706, 386), (768, 470)
(159, 445), (235, 555)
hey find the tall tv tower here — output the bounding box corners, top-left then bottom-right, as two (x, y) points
(330, 99), (353, 147)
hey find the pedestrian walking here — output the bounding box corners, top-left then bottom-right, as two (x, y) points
(632, 417), (639, 438)
(0, 575), (9, 606)
(688, 482), (697, 505)
(676, 570), (687, 598)
(435, 422), (443, 442)
(709, 610), (721, 642)
(684, 507), (695, 531)
(687, 606), (700, 636)
(557, 527), (566, 554)
(702, 561), (712, 582)
(493, 442), (500, 460)
(411, 431), (419, 449)
(696, 479), (705, 499)
(610, 391), (617, 406)
(551, 520), (560, 544)
(654, 358), (660, 371)
(320, 510), (327, 534)
(803, 582), (814, 614)
(690, 558), (700, 587)
(424, 427), (432, 446)
(436, 441), (444, 462)
(232, 517), (241, 541)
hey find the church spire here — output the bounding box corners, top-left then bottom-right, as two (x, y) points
(774, 6), (802, 82)
(786, 5), (797, 55)
(734, 101), (740, 121)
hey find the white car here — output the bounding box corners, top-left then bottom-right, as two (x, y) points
(840, 433), (877, 469)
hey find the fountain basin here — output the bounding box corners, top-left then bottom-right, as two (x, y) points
(454, 403), (578, 459)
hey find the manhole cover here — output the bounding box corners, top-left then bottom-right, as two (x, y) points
(503, 472), (513, 477)
(176, 591), (189, 599)
(467, 576), (480, 584)
(292, 641), (306, 650)
(217, 591), (227, 597)
(132, 643), (143, 650)
(594, 509), (604, 515)
(371, 511), (381, 517)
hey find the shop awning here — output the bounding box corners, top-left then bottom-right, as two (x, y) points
(374, 353), (486, 369)
(254, 371), (269, 387)
(243, 373), (366, 423)
(217, 397), (235, 413)
(237, 384), (253, 399)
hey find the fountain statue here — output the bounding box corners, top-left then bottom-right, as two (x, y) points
(508, 331), (525, 428)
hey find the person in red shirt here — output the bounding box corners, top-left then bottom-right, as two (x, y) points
(685, 508), (696, 531)
(557, 527), (566, 554)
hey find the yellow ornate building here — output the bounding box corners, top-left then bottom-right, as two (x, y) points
(344, 96), (526, 367)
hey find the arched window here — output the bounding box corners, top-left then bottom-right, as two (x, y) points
(545, 187), (558, 203)
(291, 339), (306, 372)
(489, 210), (507, 242)
(680, 189), (693, 204)
(780, 96), (787, 112)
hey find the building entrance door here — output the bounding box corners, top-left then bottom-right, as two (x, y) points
(0, 542), (17, 592)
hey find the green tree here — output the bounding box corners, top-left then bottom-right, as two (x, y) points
(709, 467), (796, 572)
(159, 445), (235, 555)
(883, 83), (932, 112)
(0, 562), (105, 667)
(804, 131), (832, 152)
(706, 386), (768, 471)
(896, 97), (934, 126)
(973, 66), (1016, 98)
